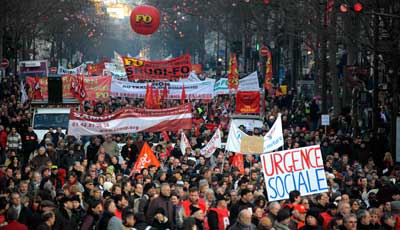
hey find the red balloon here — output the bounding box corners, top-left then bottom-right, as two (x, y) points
(130, 5), (160, 35)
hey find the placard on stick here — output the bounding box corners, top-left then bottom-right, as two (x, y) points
(240, 136), (264, 153)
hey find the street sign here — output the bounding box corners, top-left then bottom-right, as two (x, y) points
(259, 46), (269, 56)
(1, 58), (9, 69)
(321, 114), (330, 126)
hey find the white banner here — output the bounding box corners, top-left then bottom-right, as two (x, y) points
(110, 79), (214, 100)
(226, 114), (284, 154)
(214, 78), (229, 95)
(182, 71), (201, 82)
(180, 132), (191, 155)
(200, 128), (222, 158)
(57, 64), (86, 75)
(261, 145), (328, 201)
(68, 104), (192, 136)
(238, 71), (260, 91)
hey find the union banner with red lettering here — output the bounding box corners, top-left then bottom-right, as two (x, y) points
(260, 145), (328, 201)
(123, 54), (192, 81)
(68, 104), (192, 136)
(235, 91), (260, 114)
(26, 76), (111, 101)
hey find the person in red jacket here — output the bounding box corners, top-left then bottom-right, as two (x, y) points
(320, 203), (337, 230)
(182, 187), (207, 216)
(2, 209), (27, 230)
(206, 194), (230, 230)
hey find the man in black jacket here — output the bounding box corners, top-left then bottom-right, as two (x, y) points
(229, 189), (254, 226)
(22, 126), (38, 165)
(121, 138), (139, 167)
(9, 192), (32, 226)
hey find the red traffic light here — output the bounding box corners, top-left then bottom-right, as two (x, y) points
(340, 4), (348, 12)
(354, 2), (363, 12)
(264, 0), (270, 4)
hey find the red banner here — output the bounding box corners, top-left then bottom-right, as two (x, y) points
(264, 48), (273, 90)
(88, 58), (109, 76)
(68, 104), (192, 136)
(228, 53), (239, 90)
(123, 54), (192, 81)
(236, 91), (260, 114)
(26, 76), (111, 101)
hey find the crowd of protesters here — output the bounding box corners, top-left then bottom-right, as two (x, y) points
(0, 73), (397, 230)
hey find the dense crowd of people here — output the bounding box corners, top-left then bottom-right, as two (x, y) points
(0, 73), (397, 230)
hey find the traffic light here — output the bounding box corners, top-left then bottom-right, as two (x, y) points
(340, 2), (363, 13)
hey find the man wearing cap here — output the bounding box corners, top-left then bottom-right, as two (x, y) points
(207, 193), (230, 230)
(289, 204), (307, 230)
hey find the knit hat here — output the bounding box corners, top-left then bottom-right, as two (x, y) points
(276, 209), (291, 222)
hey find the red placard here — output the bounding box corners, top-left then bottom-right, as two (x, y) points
(236, 91), (260, 114)
(123, 54), (192, 81)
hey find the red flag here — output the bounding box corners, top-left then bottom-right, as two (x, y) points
(161, 131), (170, 142)
(264, 48), (273, 91)
(79, 75), (87, 103)
(160, 83), (168, 107)
(180, 83), (186, 105)
(33, 76), (43, 100)
(228, 53), (239, 90)
(153, 88), (160, 109)
(232, 154), (244, 174)
(129, 142), (160, 177)
(145, 83), (153, 108)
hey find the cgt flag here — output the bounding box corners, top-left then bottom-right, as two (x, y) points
(130, 142), (160, 176)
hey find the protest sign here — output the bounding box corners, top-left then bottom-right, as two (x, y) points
(123, 54), (192, 81)
(110, 79), (214, 100)
(68, 104), (192, 136)
(260, 145), (328, 201)
(238, 71), (260, 91)
(226, 114), (284, 154)
(214, 78), (229, 95)
(200, 128), (222, 158)
(236, 91), (260, 114)
(180, 132), (192, 155)
(57, 64), (86, 75)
